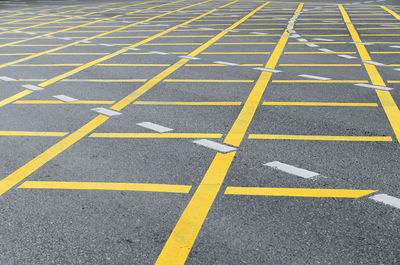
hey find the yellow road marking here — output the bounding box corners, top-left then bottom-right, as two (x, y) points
(0, 0), (242, 197)
(0, 0), (188, 70)
(381, 6), (400, 20)
(0, 131), (67, 137)
(248, 134), (392, 141)
(18, 181), (191, 194)
(133, 101), (242, 106)
(155, 2), (299, 264)
(89, 133), (223, 138)
(0, 115), (108, 196)
(225, 187), (376, 198)
(340, 4), (400, 143)
(0, 90), (32, 107)
(279, 64), (362, 66)
(272, 80), (368, 83)
(262, 102), (378, 107)
(13, 100), (115, 104)
(163, 79), (254, 83)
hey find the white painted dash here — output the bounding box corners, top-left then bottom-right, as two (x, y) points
(264, 161), (320, 179)
(370, 194), (400, 209)
(253, 67), (282, 73)
(193, 139), (237, 153)
(91, 107), (121, 117)
(53, 95), (78, 102)
(0, 76), (16, 81)
(354, 83), (393, 91)
(363, 60), (385, 66)
(319, 48), (333, 53)
(389, 45), (400, 49)
(125, 47), (141, 50)
(338, 54), (357, 59)
(22, 84), (43, 91)
(350, 42), (373, 46)
(150, 51), (168, 55)
(313, 38), (334, 41)
(137, 121), (173, 133)
(298, 74), (331, 81)
(297, 38), (308, 42)
(306, 43), (319, 47)
(213, 61), (239, 66)
(179, 56), (200, 60)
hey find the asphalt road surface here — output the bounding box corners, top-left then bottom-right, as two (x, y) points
(0, 0), (399, 264)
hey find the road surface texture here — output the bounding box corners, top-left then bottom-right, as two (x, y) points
(0, 0), (399, 264)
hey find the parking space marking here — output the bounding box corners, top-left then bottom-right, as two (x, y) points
(262, 102), (378, 107)
(225, 187), (376, 198)
(248, 134), (392, 141)
(193, 139), (237, 153)
(18, 181), (192, 193)
(0, 131), (67, 137)
(90, 133), (223, 139)
(339, 4), (400, 142)
(155, 3), (302, 264)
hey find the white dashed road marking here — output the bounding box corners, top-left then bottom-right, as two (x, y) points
(137, 122), (174, 133)
(193, 139), (237, 153)
(53, 95), (78, 102)
(354, 83), (393, 91)
(253, 67), (282, 73)
(213, 61), (239, 66)
(91, 107), (121, 116)
(0, 76), (16, 81)
(22, 84), (43, 91)
(298, 74), (331, 81)
(370, 194), (400, 209)
(363, 60), (385, 66)
(264, 161), (321, 179)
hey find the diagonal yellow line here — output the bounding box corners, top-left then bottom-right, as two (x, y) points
(339, 4), (400, 143)
(155, 2), (301, 265)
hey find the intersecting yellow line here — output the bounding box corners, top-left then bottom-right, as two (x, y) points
(248, 134), (392, 142)
(19, 181), (192, 194)
(156, 3), (301, 264)
(339, 4), (400, 143)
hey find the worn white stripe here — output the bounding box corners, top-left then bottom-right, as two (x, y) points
(338, 54), (357, 59)
(22, 84), (43, 91)
(297, 38), (308, 42)
(319, 48), (333, 52)
(313, 38), (334, 41)
(150, 51), (168, 55)
(363, 60), (385, 66)
(250, 32), (268, 35)
(370, 194), (400, 209)
(179, 56), (200, 60)
(390, 45), (400, 49)
(193, 139), (237, 153)
(350, 42), (373, 46)
(53, 95), (78, 102)
(0, 76), (15, 81)
(91, 107), (121, 116)
(298, 74), (331, 81)
(394, 68), (400, 71)
(213, 61), (238, 66)
(125, 47), (140, 50)
(253, 67), (282, 73)
(354, 83), (393, 91)
(137, 121), (173, 133)
(264, 161), (320, 179)
(306, 43), (319, 47)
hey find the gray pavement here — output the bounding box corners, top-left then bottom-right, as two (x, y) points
(0, 0), (399, 264)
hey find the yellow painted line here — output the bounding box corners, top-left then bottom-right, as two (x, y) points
(163, 79), (253, 83)
(13, 100), (115, 104)
(361, 34), (400, 36)
(62, 79), (147, 82)
(13, 64), (82, 66)
(272, 80), (368, 83)
(248, 134), (392, 141)
(133, 101), (242, 106)
(371, 52), (400, 54)
(0, 0), (243, 199)
(0, 115), (109, 196)
(381, 6), (400, 20)
(89, 133), (223, 138)
(262, 102), (378, 107)
(279, 64), (361, 66)
(202, 52), (270, 54)
(18, 181), (191, 194)
(289, 42), (347, 44)
(0, 131), (68, 137)
(340, 4), (400, 143)
(387, 81), (400, 83)
(285, 51), (356, 54)
(224, 187), (376, 198)
(155, 2), (298, 264)
(38, 0), (216, 88)
(214, 42), (276, 45)
(0, 90), (32, 107)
